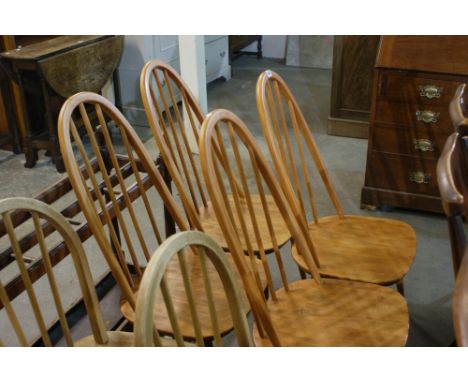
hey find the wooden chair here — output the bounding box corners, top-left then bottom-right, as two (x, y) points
(134, 231), (253, 346)
(199, 108), (409, 346)
(437, 83), (468, 345)
(57, 91), (252, 344)
(0, 197), (133, 346)
(139, 60), (290, 253)
(256, 70), (417, 291)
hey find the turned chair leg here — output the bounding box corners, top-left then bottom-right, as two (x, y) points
(397, 279), (405, 296)
(298, 266), (307, 280)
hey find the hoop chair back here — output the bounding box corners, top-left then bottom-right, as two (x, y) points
(256, 70), (417, 287)
(0, 197), (108, 346)
(58, 92), (190, 312)
(140, 60), (206, 227)
(256, 69), (344, 225)
(200, 109), (324, 345)
(134, 231), (253, 346)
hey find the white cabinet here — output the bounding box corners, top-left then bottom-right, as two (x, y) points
(117, 35), (230, 126)
(204, 35), (230, 83)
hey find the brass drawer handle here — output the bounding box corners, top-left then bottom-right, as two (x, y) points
(409, 171), (431, 184)
(418, 85), (443, 99)
(416, 110), (439, 124)
(413, 139), (435, 152)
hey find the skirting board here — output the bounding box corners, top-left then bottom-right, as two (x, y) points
(327, 117), (369, 139)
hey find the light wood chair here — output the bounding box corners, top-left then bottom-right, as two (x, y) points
(134, 231), (253, 346)
(256, 70), (417, 292)
(139, 60), (290, 253)
(0, 197), (133, 346)
(57, 91), (252, 344)
(437, 83), (468, 346)
(199, 108), (410, 346)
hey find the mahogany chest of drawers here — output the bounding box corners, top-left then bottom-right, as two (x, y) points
(361, 36), (468, 213)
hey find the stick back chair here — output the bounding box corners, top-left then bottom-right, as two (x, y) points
(437, 83), (468, 346)
(200, 109), (409, 346)
(0, 197), (133, 346)
(256, 70), (417, 290)
(134, 231), (253, 346)
(140, 60), (290, 253)
(58, 92), (251, 343)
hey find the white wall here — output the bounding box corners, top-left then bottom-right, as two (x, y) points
(242, 35), (287, 59)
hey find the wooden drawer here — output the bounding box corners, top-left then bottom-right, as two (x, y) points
(374, 99), (453, 132)
(365, 152), (439, 196)
(378, 71), (462, 105)
(371, 122), (450, 158)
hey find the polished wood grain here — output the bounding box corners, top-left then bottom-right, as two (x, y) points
(291, 215), (416, 284)
(0, 197), (127, 346)
(257, 69), (417, 287)
(377, 36), (468, 76)
(140, 60), (290, 253)
(134, 231), (254, 346)
(252, 278), (408, 346)
(199, 197), (290, 252)
(200, 109), (410, 346)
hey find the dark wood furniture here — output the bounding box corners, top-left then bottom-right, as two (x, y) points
(328, 35), (380, 138)
(0, 64), (20, 153)
(437, 84), (468, 346)
(229, 35), (262, 62)
(0, 35), (123, 172)
(1, 36), (57, 147)
(361, 36), (468, 213)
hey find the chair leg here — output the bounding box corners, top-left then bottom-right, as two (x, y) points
(298, 266), (307, 280)
(397, 279), (405, 296)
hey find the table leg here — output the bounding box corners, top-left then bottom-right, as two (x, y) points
(17, 73), (37, 168)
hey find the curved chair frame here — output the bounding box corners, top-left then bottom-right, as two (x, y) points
(58, 92), (190, 311)
(256, 69), (417, 288)
(140, 60), (291, 254)
(0, 197), (132, 346)
(438, 83), (468, 346)
(134, 231), (253, 346)
(200, 109), (409, 346)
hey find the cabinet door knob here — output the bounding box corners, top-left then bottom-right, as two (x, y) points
(409, 171), (431, 184)
(220, 51), (226, 58)
(418, 85), (443, 99)
(416, 110), (440, 124)
(413, 139), (435, 152)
